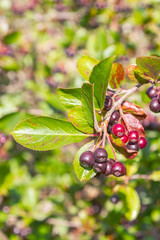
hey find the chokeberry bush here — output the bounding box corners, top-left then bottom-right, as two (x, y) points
(10, 55), (160, 221)
(11, 55), (160, 176)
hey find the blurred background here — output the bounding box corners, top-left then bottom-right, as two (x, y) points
(0, 0), (160, 239)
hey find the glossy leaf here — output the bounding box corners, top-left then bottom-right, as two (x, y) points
(119, 186), (140, 221)
(109, 63), (124, 89)
(89, 56), (115, 109)
(3, 31), (21, 44)
(0, 56), (19, 71)
(68, 106), (93, 134)
(122, 101), (147, 120)
(11, 116), (89, 151)
(77, 56), (99, 81)
(73, 141), (96, 181)
(81, 83), (100, 132)
(57, 88), (81, 110)
(110, 134), (138, 159)
(136, 56), (160, 81)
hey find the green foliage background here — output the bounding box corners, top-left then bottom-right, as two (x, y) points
(0, 0), (160, 239)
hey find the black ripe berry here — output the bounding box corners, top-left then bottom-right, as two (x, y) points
(104, 95), (113, 110)
(146, 86), (158, 99)
(112, 123), (125, 137)
(127, 141), (139, 152)
(79, 151), (95, 168)
(94, 148), (108, 163)
(128, 130), (139, 143)
(107, 124), (112, 134)
(112, 162), (126, 177)
(104, 159), (115, 176)
(110, 110), (120, 124)
(138, 137), (147, 149)
(149, 98), (160, 113)
(110, 194), (119, 204)
(93, 162), (106, 173)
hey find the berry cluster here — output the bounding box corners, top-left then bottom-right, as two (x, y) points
(79, 148), (126, 177)
(146, 86), (160, 113)
(112, 124), (147, 152)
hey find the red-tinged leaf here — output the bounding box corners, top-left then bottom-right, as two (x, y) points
(126, 65), (149, 84)
(110, 134), (138, 159)
(122, 101), (147, 120)
(109, 63), (124, 89)
(126, 64), (138, 82)
(121, 114), (145, 138)
(136, 56), (160, 81)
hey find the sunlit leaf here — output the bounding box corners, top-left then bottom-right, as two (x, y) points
(11, 116), (89, 151)
(68, 106), (93, 133)
(57, 88), (81, 110)
(77, 56), (99, 81)
(0, 56), (19, 71)
(90, 56), (115, 109)
(122, 101), (147, 120)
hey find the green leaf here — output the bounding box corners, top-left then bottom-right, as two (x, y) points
(89, 56), (116, 109)
(109, 63), (124, 89)
(81, 82), (100, 132)
(11, 116), (89, 151)
(3, 31), (21, 44)
(57, 88), (81, 110)
(68, 106), (93, 134)
(136, 56), (160, 81)
(119, 186), (140, 221)
(73, 141), (96, 181)
(77, 56), (99, 81)
(0, 56), (19, 71)
(126, 64), (148, 84)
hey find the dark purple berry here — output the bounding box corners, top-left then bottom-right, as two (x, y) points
(110, 111), (120, 124)
(104, 95), (113, 110)
(138, 137), (147, 149)
(80, 151), (95, 168)
(94, 148), (108, 163)
(112, 162), (126, 177)
(146, 86), (158, 99)
(126, 141), (139, 152)
(128, 130), (139, 143)
(149, 98), (160, 113)
(93, 162), (106, 173)
(110, 194), (119, 204)
(112, 123), (125, 137)
(107, 124), (112, 134)
(120, 135), (128, 143)
(104, 159), (115, 176)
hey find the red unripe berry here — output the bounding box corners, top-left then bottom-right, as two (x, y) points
(146, 86), (158, 99)
(112, 162), (126, 177)
(112, 124), (125, 137)
(80, 151), (95, 168)
(120, 135), (128, 143)
(128, 130), (139, 143)
(138, 137), (147, 149)
(94, 148), (108, 163)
